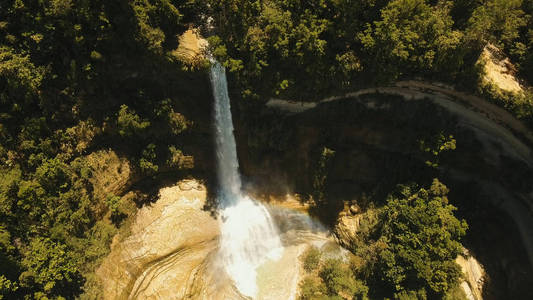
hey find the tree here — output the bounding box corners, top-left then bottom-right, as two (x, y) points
(0, 275), (18, 300)
(0, 0), (200, 298)
(301, 246), (321, 272)
(139, 143), (158, 174)
(359, 0), (463, 80)
(21, 237), (81, 297)
(312, 147), (335, 209)
(0, 167), (21, 218)
(117, 104), (150, 137)
(376, 179), (467, 296)
(466, 0), (528, 51)
(299, 275), (327, 300)
(320, 259), (369, 300)
(419, 133), (456, 168)
(0, 46), (45, 106)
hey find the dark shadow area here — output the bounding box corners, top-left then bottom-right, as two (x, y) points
(234, 92), (533, 299)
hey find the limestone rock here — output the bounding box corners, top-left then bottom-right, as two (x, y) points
(349, 204), (360, 215)
(96, 180), (221, 299)
(172, 29), (208, 66)
(456, 251), (485, 300)
(333, 213), (361, 248)
(480, 43), (523, 94)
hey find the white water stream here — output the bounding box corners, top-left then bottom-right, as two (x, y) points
(210, 62), (283, 298)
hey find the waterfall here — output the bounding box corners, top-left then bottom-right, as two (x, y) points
(210, 62), (283, 298)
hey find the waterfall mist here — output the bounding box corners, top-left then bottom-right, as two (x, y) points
(210, 62), (283, 298)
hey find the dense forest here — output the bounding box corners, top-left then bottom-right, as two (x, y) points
(0, 0), (532, 299)
(0, 0), (209, 298)
(209, 0), (533, 123)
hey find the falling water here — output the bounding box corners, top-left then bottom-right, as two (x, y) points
(210, 62), (283, 298)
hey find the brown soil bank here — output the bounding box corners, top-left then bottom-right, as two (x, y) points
(233, 86), (533, 299)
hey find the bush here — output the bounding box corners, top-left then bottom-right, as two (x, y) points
(320, 259), (369, 299)
(376, 179), (467, 296)
(139, 144), (158, 175)
(302, 246), (322, 272)
(117, 105), (150, 137)
(21, 238), (81, 297)
(299, 275), (327, 300)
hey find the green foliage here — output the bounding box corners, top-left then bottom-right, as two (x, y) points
(131, 0), (183, 54)
(299, 275), (327, 300)
(443, 284), (468, 300)
(0, 0), (201, 298)
(139, 143), (158, 175)
(169, 111), (189, 135)
(467, 0), (528, 51)
(209, 0), (338, 99)
(393, 288), (427, 300)
(320, 259), (369, 299)
(105, 194), (121, 214)
(359, 0), (463, 80)
(167, 145), (194, 169)
(376, 179), (467, 296)
(478, 81), (533, 127)
(0, 275), (18, 299)
(0, 46), (45, 105)
(450, 0), (484, 29)
(117, 104), (150, 137)
(320, 179), (469, 298)
(0, 167), (21, 217)
(0, 0), (524, 298)
(302, 246), (322, 272)
(21, 237), (81, 296)
(35, 158), (69, 192)
(210, 0), (533, 107)
(419, 133), (456, 167)
(299, 246), (369, 300)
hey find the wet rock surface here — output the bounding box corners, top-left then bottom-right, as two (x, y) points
(96, 180), (342, 299)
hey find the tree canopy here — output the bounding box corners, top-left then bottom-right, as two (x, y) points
(209, 0), (533, 101)
(376, 179), (468, 296)
(0, 0), (206, 298)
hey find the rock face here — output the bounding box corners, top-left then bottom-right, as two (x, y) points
(236, 84), (533, 298)
(96, 180), (339, 300)
(334, 213), (361, 248)
(456, 252), (485, 300)
(480, 43), (523, 94)
(96, 180), (221, 299)
(172, 29), (208, 66)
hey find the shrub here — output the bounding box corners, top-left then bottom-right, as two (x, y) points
(299, 275), (327, 300)
(320, 259), (369, 299)
(117, 105), (150, 137)
(302, 246), (322, 272)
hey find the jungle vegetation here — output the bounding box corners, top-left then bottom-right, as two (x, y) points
(209, 0), (533, 124)
(0, 0), (531, 299)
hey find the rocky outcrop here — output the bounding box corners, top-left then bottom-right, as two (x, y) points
(86, 150), (132, 216)
(96, 179), (341, 299)
(96, 180), (221, 299)
(457, 251), (485, 300)
(333, 204), (362, 248)
(172, 29), (208, 67)
(479, 43), (523, 94)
